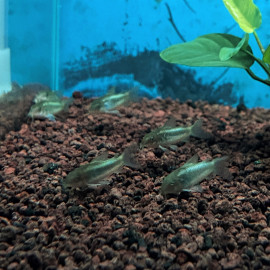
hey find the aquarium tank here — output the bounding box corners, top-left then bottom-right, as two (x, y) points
(0, 1), (270, 269)
(2, 0), (269, 107)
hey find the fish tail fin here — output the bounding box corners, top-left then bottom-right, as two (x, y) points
(214, 156), (232, 180)
(122, 143), (141, 169)
(62, 97), (73, 112)
(191, 119), (212, 139)
(128, 87), (141, 103)
(62, 179), (68, 190)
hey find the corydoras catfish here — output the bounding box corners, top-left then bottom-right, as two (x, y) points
(160, 154), (232, 196)
(140, 118), (212, 149)
(34, 90), (62, 103)
(89, 87), (139, 114)
(28, 99), (72, 121)
(63, 144), (140, 188)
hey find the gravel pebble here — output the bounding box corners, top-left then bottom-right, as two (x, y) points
(0, 95), (270, 269)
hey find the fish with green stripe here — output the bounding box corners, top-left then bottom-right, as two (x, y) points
(140, 118), (212, 150)
(89, 87), (139, 114)
(28, 99), (72, 121)
(63, 144), (140, 188)
(160, 154), (232, 196)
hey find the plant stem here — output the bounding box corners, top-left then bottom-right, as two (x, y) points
(253, 31), (265, 55)
(244, 49), (270, 77)
(245, 68), (270, 86)
(255, 58), (270, 77)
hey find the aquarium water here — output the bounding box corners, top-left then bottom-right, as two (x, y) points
(3, 0), (270, 108)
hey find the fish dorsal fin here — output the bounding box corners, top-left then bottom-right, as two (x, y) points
(90, 152), (109, 164)
(107, 87), (116, 95)
(163, 116), (177, 128)
(184, 154), (199, 166)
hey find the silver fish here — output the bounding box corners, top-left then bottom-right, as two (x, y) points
(160, 154), (232, 196)
(28, 99), (72, 121)
(89, 87), (138, 114)
(140, 118), (212, 149)
(63, 144), (140, 188)
(34, 90), (61, 103)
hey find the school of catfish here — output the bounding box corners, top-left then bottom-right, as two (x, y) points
(29, 89), (232, 197)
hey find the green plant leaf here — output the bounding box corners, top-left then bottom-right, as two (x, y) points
(160, 33), (254, 69)
(219, 33), (249, 61)
(263, 45), (270, 64)
(223, 0), (262, 33)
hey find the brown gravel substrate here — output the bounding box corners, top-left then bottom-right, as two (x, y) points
(0, 94), (270, 270)
(0, 83), (50, 140)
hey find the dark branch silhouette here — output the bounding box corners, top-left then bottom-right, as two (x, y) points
(183, 0), (196, 14)
(165, 3), (186, 43)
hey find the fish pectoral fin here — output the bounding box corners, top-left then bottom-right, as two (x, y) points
(159, 145), (169, 152)
(182, 136), (190, 142)
(169, 145), (178, 151)
(111, 167), (123, 175)
(183, 185), (202, 193)
(87, 180), (110, 188)
(108, 110), (121, 115)
(47, 114), (56, 121)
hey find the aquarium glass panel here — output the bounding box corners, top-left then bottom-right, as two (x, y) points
(8, 0), (54, 87)
(56, 0), (270, 108)
(7, 0), (270, 108)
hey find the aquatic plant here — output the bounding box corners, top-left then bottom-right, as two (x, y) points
(160, 0), (270, 87)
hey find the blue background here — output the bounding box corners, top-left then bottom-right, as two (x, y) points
(7, 0), (270, 108)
